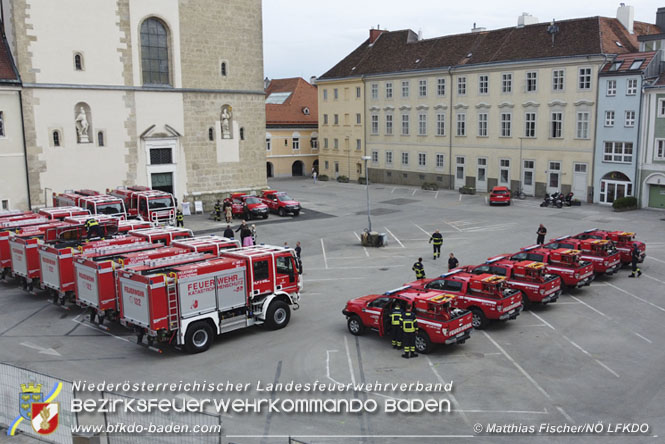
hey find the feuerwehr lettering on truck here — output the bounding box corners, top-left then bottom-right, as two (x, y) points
(121, 279), (150, 327)
(74, 262), (99, 307)
(39, 251), (60, 289)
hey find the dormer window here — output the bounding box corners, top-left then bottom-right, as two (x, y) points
(302, 107), (310, 115)
(629, 59), (644, 70)
(609, 61), (622, 71)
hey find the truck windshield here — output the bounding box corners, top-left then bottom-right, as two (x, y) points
(245, 197), (260, 205)
(148, 198), (174, 209)
(97, 203), (124, 215)
(277, 194), (293, 202)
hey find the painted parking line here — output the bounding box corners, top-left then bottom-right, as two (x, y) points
(570, 296), (611, 320)
(412, 189), (417, 196)
(647, 256), (665, 265)
(425, 356), (470, 426)
(606, 282), (665, 313)
(353, 232), (370, 257)
(384, 227), (405, 248)
(435, 191), (439, 199)
(643, 273), (665, 285)
(413, 224), (430, 237)
(320, 238), (328, 270)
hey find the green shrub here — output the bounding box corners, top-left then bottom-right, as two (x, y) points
(358, 177), (368, 184)
(318, 174), (329, 181)
(612, 196), (637, 210)
(337, 175), (349, 183)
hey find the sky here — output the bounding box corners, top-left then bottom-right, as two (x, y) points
(262, 0), (664, 81)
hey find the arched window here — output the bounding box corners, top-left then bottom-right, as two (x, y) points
(74, 53), (83, 71)
(53, 131), (60, 147)
(97, 131), (105, 146)
(140, 18), (170, 85)
(221, 62), (227, 76)
(240, 127), (245, 140)
(208, 127), (214, 141)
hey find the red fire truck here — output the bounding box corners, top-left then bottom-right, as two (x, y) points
(224, 193), (269, 220)
(38, 207), (90, 220)
(118, 245), (302, 353)
(171, 235), (241, 255)
(343, 286), (473, 354)
(128, 227), (193, 246)
(0, 210), (33, 219)
(406, 270), (523, 329)
(509, 245), (595, 288)
(465, 256), (562, 305)
(542, 236), (622, 275)
(108, 186), (176, 225)
(260, 190), (301, 217)
(53, 191), (127, 219)
(0, 214), (50, 231)
(573, 229), (646, 265)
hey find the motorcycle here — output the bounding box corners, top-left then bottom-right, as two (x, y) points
(540, 193), (553, 207)
(563, 192), (574, 206)
(540, 192), (563, 208)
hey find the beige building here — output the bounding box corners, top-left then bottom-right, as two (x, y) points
(318, 9), (659, 199)
(265, 77), (318, 177)
(2, 0), (266, 210)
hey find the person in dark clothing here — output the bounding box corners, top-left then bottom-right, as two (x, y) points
(412, 258), (425, 279)
(85, 218), (101, 238)
(629, 244), (642, 278)
(429, 229), (443, 260)
(401, 304), (418, 359)
(223, 224), (234, 239)
(214, 200), (222, 221)
(390, 303), (404, 349)
(295, 241), (302, 274)
(236, 220), (252, 246)
(448, 253), (459, 271)
(536, 224), (547, 245)
(175, 209), (184, 227)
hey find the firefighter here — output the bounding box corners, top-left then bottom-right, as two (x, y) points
(390, 302), (403, 349)
(412, 257), (425, 280)
(448, 252), (459, 271)
(223, 224), (234, 239)
(295, 241), (303, 274)
(429, 229), (443, 260)
(401, 304), (418, 359)
(536, 224), (547, 245)
(85, 218), (101, 238)
(213, 200), (223, 222)
(629, 243), (642, 278)
(175, 208), (184, 227)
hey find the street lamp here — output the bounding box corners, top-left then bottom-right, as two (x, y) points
(361, 155), (372, 232)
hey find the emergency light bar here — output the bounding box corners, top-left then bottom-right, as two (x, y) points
(485, 256), (506, 264)
(522, 245), (539, 251)
(555, 235), (570, 241)
(384, 285), (411, 295)
(439, 269), (462, 278)
(583, 228), (599, 233)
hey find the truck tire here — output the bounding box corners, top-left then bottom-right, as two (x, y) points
(347, 315), (365, 336)
(265, 300), (290, 330)
(415, 331), (432, 354)
(470, 308), (488, 330)
(185, 321), (214, 353)
(278, 207), (286, 217)
(293, 210), (300, 217)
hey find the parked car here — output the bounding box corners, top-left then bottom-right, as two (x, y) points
(489, 186), (511, 206)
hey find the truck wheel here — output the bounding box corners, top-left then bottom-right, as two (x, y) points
(293, 211), (300, 217)
(185, 321), (214, 353)
(278, 207), (285, 217)
(265, 300), (290, 330)
(347, 315), (365, 336)
(244, 211), (251, 221)
(470, 308), (488, 329)
(415, 331), (432, 354)
(262, 214), (269, 219)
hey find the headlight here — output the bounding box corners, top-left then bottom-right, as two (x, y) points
(441, 328), (448, 336)
(496, 305), (503, 312)
(539, 289), (545, 295)
(574, 273), (580, 279)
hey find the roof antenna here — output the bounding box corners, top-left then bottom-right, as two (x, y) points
(547, 19), (559, 47)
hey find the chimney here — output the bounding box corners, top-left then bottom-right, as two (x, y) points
(657, 7), (665, 31)
(369, 27), (386, 44)
(309, 76), (317, 85)
(264, 77), (270, 90)
(517, 12), (538, 28)
(471, 22), (486, 32)
(617, 3), (634, 34)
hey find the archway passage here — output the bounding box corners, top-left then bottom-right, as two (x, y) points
(599, 171), (631, 204)
(267, 162), (274, 178)
(292, 160), (304, 177)
(312, 159), (319, 174)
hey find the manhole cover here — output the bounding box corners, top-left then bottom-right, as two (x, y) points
(379, 198), (418, 205)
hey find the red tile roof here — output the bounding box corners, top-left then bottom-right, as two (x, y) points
(0, 35), (19, 82)
(320, 17), (661, 80)
(265, 77), (318, 127)
(600, 51), (658, 74)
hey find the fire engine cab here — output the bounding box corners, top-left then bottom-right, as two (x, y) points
(343, 286), (473, 353)
(573, 228), (646, 265)
(108, 186), (176, 225)
(53, 191), (127, 219)
(407, 271), (523, 329)
(510, 245), (595, 288)
(543, 236), (621, 275)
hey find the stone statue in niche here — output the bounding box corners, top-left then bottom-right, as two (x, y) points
(75, 106), (90, 143)
(221, 106), (232, 139)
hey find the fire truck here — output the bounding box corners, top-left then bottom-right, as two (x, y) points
(38, 207), (90, 220)
(128, 227), (193, 246)
(542, 236), (622, 275)
(573, 228), (646, 265)
(53, 191), (127, 219)
(171, 235), (241, 254)
(0, 210), (33, 219)
(407, 270), (523, 329)
(118, 245), (301, 353)
(0, 214), (50, 231)
(224, 193), (269, 220)
(342, 286), (473, 354)
(465, 256), (562, 305)
(509, 245), (595, 288)
(260, 190), (301, 217)
(108, 186), (177, 225)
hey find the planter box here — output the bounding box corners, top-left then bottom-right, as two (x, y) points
(459, 186), (476, 195)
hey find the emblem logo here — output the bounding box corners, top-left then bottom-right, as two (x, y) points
(8, 382), (62, 436)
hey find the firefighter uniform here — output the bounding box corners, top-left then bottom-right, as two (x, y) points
(85, 219), (100, 238)
(429, 230), (443, 259)
(401, 310), (418, 358)
(389, 305), (404, 349)
(176, 210), (184, 227)
(629, 245), (642, 278)
(412, 259), (425, 279)
(214, 201), (222, 221)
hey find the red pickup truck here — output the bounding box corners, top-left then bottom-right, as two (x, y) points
(509, 245), (594, 288)
(223, 193), (269, 220)
(343, 286), (473, 354)
(260, 190), (301, 217)
(573, 229), (646, 265)
(406, 271), (523, 329)
(543, 236), (621, 275)
(465, 256), (562, 305)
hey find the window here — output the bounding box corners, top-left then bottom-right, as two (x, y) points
(276, 256), (294, 277)
(627, 79), (638, 95)
(334, 138), (339, 149)
(97, 131), (105, 146)
(356, 86), (361, 98)
(401, 80), (409, 98)
(436, 154), (444, 169)
(607, 80), (616, 96)
(436, 113), (445, 136)
(656, 140), (665, 160)
(401, 152), (409, 165)
(418, 152), (426, 166)
(479, 75), (488, 94)
(356, 139), (361, 150)
(53, 130), (60, 147)
(526, 71), (537, 92)
(605, 111), (615, 127)
(386, 151), (393, 165)
(150, 148), (172, 164)
(240, 127), (245, 140)
(253, 260), (269, 281)
(456, 157), (465, 180)
(371, 150), (378, 163)
(324, 160), (329, 170)
(356, 113), (361, 124)
(578, 68), (591, 89)
(323, 138), (328, 149)
(292, 137), (299, 150)
(552, 69), (564, 91)
(385, 82), (393, 99)
(323, 114), (328, 125)
(500, 113), (512, 137)
(266, 137), (271, 151)
(502, 73), (512, 93)
(437, 78), (446, 96)
(625, 110), (635, 127)
(333, 88), (338, 99)
(549, 162), (561, 188)
(323, 89), (328, 101)
(140, 18), (170, 85)
(311, 137), (318, 149)
(477, 157), (487, 182)
(608, 61), (622, 71)
(418, 113), (427, 135)
(457, 77), (466, 95)
(208, 127), (215, 141)
(550, 112), (562, 138)
(334, 114), (339, 125)
(221, 62), (227, 76)
(603, 142), (633, 163)
(576, 112), (589, 139)
(456, 113), (466, 136)
(0, 111), (4, 136)
(371, 115), (378, 135)
(525, 112), (536, 137)
(401, 113), (409, 135)
(659, 99), (665, 117)
(371, 83), (378, 99)
(419, 79), (427, 97)
(478, 113), (488, 137)
(1, 199), (8, 210)
(499, 159), (510, 184)
(74, 53), (83, 71)
(630, 59), (644, 70)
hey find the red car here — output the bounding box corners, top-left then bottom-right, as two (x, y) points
(489, 186), (511, 205)
(260, 190), (301, 217)
(224, 193), (269, 220)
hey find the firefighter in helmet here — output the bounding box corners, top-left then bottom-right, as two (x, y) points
(412, 257), (425, 279)
(629, 243), (642, 278)
(176, 208), (184, 227)
(390, 301), (404, 349)
(429, 229), (443, 260)
(214, 200), (222, 222)
(85, 218), (101, 238)
(401, 303), (418, 359)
